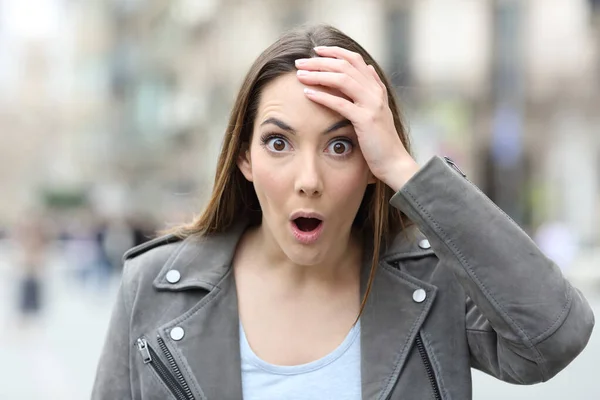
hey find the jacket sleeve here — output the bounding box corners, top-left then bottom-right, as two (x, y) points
(91, 260), (136, 399)
(389, 156), (595, 384)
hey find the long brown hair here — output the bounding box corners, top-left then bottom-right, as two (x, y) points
(173, 24), (413, 316)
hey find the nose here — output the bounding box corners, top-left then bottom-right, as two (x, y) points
(294, 153), (323, 198)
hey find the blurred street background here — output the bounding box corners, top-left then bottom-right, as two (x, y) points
(0, 0), (599, 399)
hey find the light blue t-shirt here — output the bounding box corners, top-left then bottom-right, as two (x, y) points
(240, 321), (362, 400)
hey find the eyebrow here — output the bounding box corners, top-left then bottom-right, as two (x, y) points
(260, 117), (352, 135)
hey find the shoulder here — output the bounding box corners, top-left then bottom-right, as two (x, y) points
(122, 233), (183, 263)
(120, 233), (184, 287)
(383, 226), (436, 262)
(119, 224), (244, 291)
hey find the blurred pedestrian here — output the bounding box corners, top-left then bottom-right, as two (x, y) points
(63, 209), (107, 289)
(101, 217), (135, 274)
(93, 24), (594, 400)
(13, 212), (50, 326)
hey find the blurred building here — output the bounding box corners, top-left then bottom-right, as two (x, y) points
(0, 0), (598, 246)
(0, 0), (115, 224)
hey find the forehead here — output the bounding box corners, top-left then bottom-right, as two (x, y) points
(255, 73), (348, 130)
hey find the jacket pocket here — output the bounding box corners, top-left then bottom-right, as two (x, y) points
(136, 337), (195, 400)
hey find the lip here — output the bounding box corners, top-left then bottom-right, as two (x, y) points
(289, 210), (325, 221)
(289, 210), (325, 245)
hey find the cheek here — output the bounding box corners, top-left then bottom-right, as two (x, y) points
(249, 156), (291, 206)
(326, 164), (370, 208)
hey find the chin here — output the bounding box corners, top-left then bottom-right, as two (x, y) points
(282, 242), (326, 266)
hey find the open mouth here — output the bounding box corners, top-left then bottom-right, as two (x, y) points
(293, 217), (322, 232)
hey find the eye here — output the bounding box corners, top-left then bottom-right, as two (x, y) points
(263, 135), (291, 152)
(326, 139), (353, 156)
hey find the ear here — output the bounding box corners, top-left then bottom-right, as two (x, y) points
(237, 143), (253, 182)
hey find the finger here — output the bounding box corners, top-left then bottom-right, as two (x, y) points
(368, 65), (387, 95)
(295, 57), (369, 86)
(303, 88), (359, 122)
(313, 46), (371, 76)
(295, 57), (348, 72)
(296, 70), (372, 104)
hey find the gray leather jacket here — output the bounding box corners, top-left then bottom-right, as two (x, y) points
(92, 156), (594, 400)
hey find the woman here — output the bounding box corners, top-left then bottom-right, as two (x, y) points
(92, 25), (594, 400)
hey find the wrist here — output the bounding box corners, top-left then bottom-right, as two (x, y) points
(381, 157), (420, 192)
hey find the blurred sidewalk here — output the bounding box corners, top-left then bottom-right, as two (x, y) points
(0, 240), (119, 400)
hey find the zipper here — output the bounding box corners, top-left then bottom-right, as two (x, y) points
(136, 337), (195, 400)
(443, 156), (467, 177)
(415, 333), (442, 400)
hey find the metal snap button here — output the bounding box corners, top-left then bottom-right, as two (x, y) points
(170, 327), (185, 341)
(413, 289), (427, 303)
(418, 239), (431, 249)
(166, 269), (181, 284)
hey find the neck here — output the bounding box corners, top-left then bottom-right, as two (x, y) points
(240, 223), (363, 291)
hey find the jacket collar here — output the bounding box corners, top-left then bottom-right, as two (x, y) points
(152, 221), (248, 291)
(153, 221), (434, 292)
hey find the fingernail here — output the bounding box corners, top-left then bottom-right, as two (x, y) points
(314, 46), (326, 51)
(295, 59), (307, 66)
(304, 88), (316, 95)
(297, 70), (309, 76)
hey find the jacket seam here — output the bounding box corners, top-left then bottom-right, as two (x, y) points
(530, 285), (573, 345)
(465, 328), (533, 351)
(382, 250), (435, 262)
(466, 329), (495, 335)
(466, 329), (495, 334)
(463, 175), (531, 241)
(460, 174), (575, 343)
(465, 284), (570, 346)
(166, 332), (207, 400)
(166, 276), (225, 327)
(399, 188), (548, 379)
(420, 329), (449, 400)
(156, 279), (217, 291)
(147, 358), (182, 399)
(158, 240), (192, 280)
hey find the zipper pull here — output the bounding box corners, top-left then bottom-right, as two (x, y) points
(443, 156), (467, 177)
(136, 338), (152, 364)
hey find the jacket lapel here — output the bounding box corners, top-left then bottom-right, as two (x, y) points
(158, 268), (243, 400)
(361, 228), (438, 400)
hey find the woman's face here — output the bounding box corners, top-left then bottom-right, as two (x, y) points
(238, 73), (374, 266)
